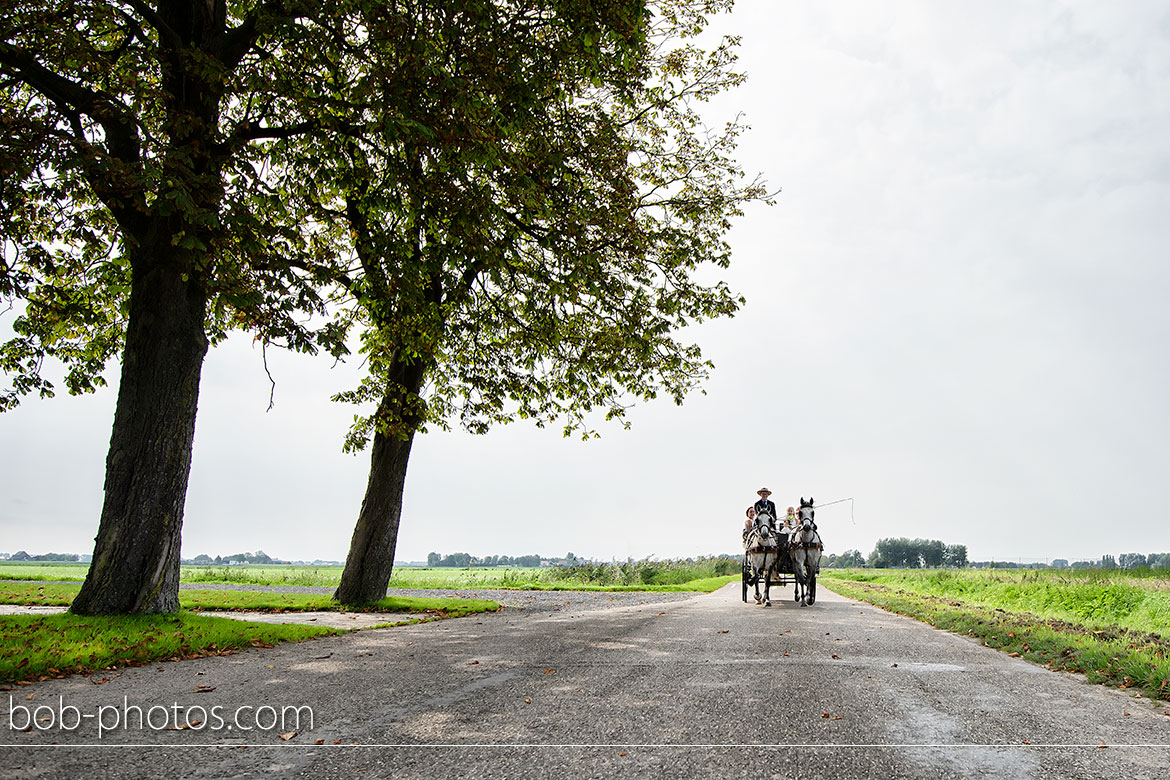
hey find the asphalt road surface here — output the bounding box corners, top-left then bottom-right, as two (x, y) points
(3, 583), (1167, 778)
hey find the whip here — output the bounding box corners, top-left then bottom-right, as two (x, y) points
(812, 497), (855, 524)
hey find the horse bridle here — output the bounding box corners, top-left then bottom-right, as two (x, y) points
(792, 518), (823, 551)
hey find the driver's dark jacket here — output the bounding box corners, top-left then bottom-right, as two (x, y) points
(753, 498), (778, 520)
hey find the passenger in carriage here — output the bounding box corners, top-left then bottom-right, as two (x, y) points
(783, 506), (798, 533)
(742, 506), (755, 542)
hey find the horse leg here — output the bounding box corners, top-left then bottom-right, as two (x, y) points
(762, 553), (772, 607)
(792, 552), (803, 603)
(794, 554), (808, 606)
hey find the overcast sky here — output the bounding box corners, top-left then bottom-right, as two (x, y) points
(2, 0), (1167, 565)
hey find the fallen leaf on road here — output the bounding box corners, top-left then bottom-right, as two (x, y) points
(783, 652), (789, 657)
(468, 660), (479, 665)
(314, 653), (333, 660)
(717, 630), (729, 634)
(315, 739), (325, 745)
(1009, 653), (1020, 658)
(25, 693), (35, 700)
(1123, 711), (1130, 716)
(1021, 739), (1030, 744)
(279, 731), (297, 741)
(332, 739), (343, 745)
(831, 716), (843, 721)
(618, 751), (628, 757)
(1097, 740), (1106, 749)
(822, 712), (830, 718)
(658, 612), (665, 616)
(831, 655), (840, 659)
(189, 685), (216, 693)
(524, 698), (532, 704)
(543, 668), (555, 674)
(891, 663), (898, 668)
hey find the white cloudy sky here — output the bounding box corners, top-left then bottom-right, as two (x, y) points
(2, 0), (1168, 565)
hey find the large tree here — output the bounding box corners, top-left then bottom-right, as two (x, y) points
(261, 0), (767, 604)
(0, 1), (344, 613)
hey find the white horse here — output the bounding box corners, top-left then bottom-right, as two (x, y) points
(790, 497), (823, 606)
(743, 511), (781, 606)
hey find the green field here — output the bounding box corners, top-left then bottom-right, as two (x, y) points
(823, 568), (1170, 702)
(0, 559), (739, 592)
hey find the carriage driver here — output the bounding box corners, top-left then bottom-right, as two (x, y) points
(753, 488), (778, 522)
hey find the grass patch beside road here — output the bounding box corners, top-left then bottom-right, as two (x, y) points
(0, 613), (339, 684)
(823, 569), (1170, 702)
(0, 587), (499, 684)
(0, 582), (500, 617)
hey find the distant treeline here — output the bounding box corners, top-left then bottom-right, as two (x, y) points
(3, 551), (80, 562)
(185, 551), (286, 565)
(865, 538), (969, 569)
(427, 552), (551, 568)
(822, 543), (1170, 570)
(972, 553), (1170, 570)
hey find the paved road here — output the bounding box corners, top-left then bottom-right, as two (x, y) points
(2, 583), (1167, 778)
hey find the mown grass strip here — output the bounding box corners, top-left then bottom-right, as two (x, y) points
(0, 582), (500, 618)
(824, 576), (1170, 702)
(0, 613), (339, 684)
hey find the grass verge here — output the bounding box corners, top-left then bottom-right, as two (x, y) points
(0, 582), (500, 617)
(823, 573), (1170, 702)
(0, 613), (339, 685)
(0, 587), (500, 684)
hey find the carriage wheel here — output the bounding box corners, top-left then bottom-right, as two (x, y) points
(807, 572), (817, 605)
(741, 556), (749, 602)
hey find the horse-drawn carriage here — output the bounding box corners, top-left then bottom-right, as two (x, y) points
(741, 497), (822, 606)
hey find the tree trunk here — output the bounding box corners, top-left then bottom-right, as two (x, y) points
(334, 361), (427, 605)
(70, 252), (208, 615)
(333, 425), (417, 605)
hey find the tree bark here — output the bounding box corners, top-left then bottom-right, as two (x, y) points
(334, 361), (427, 605)
(70, 250), (208, 615)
